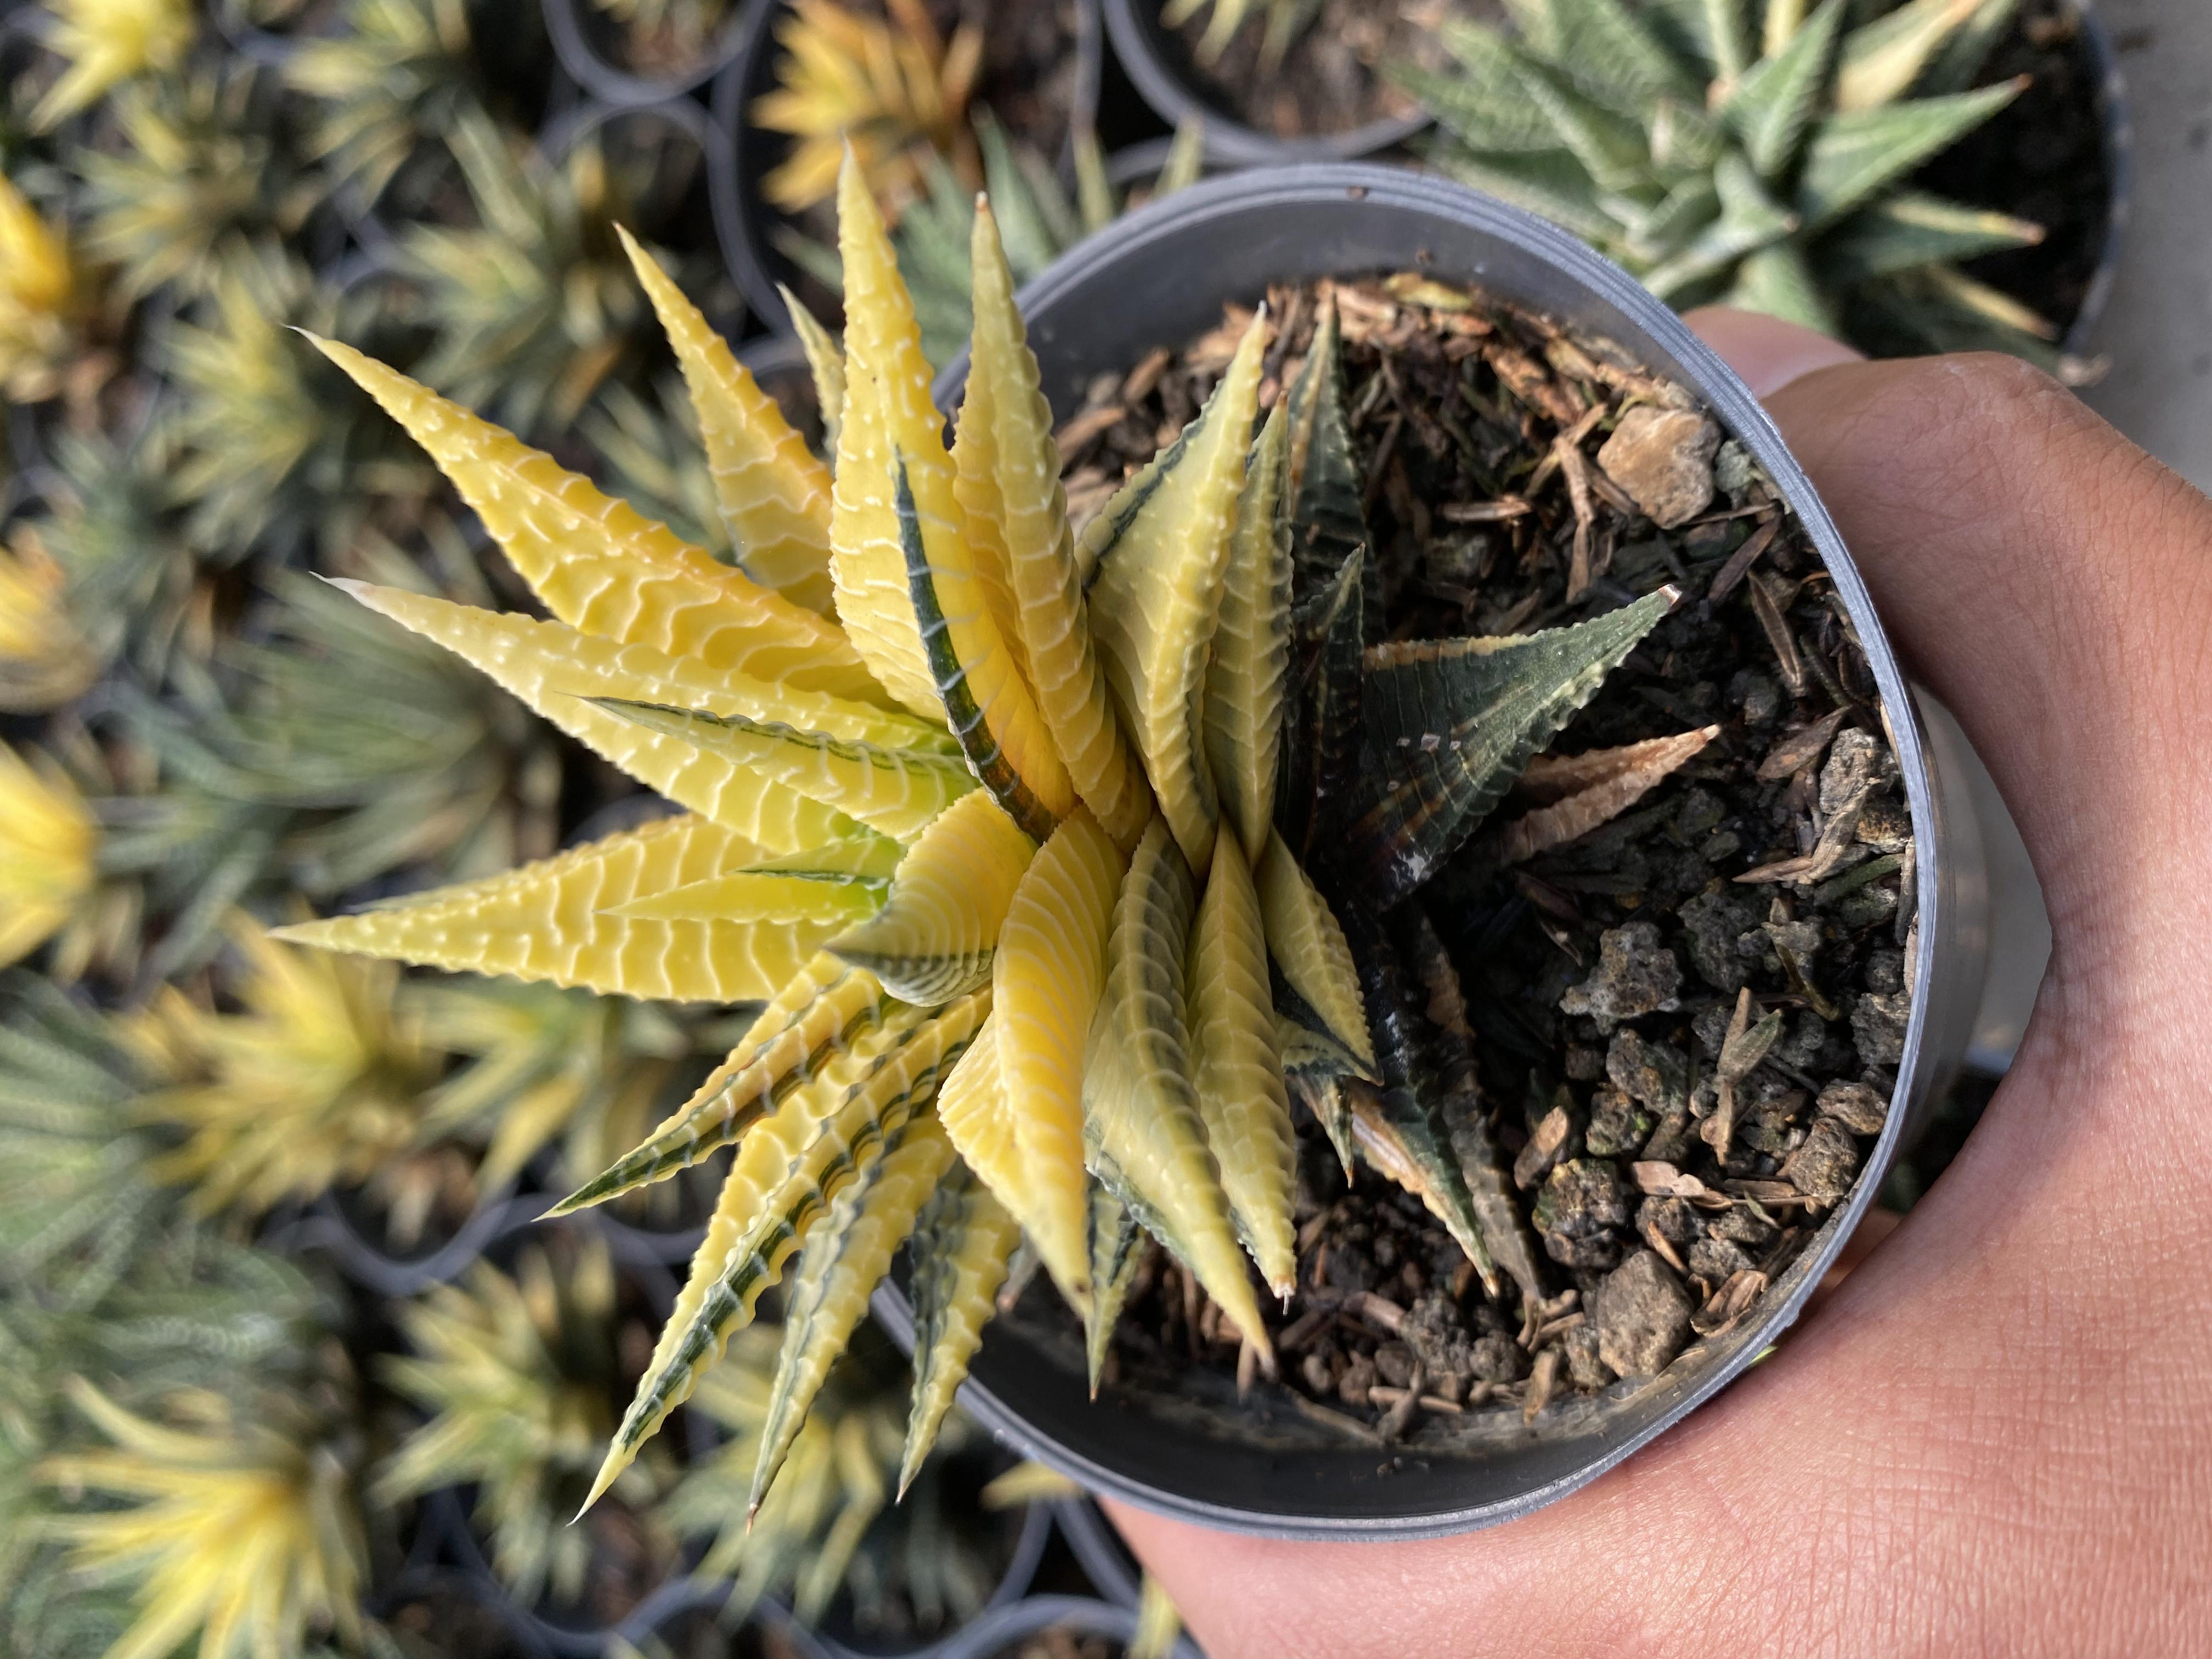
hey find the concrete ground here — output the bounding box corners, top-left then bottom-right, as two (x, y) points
(2079, 0), (2212, 489)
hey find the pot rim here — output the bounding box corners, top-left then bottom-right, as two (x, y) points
(1098, 0), (1429, 165)
(2063, 0), (2134, 358)
(540, 0), (754, 105)
(885, 160), (1987, 1541)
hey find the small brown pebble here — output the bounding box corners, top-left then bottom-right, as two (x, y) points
(1589, 1250), (1695, 1379)
(1818, 1080), (1891, 1136)
(1562, 1323), (1613, 1391)
(1513, 1102), (1577, 1189)
(1300, 1351), (1333, 1395)
(1688, 1234), (1754, 1284)
(1534, 1158), (1631, 1269)
(1560, 923), (1683, 1031)
(1374, 1342), (1416, 1389)
(1596, 406), (1722, 528)
(1468, 1333), (1528, 1384)
(1782, 1115), (1863, 1201)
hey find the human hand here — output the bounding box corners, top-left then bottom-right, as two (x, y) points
(1107, 312), (2212, 1657)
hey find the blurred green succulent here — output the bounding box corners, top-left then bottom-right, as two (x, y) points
(162, 241), (430, 558)
(77, 66), (311, 300)
(1400, 0), (2055, 356)
(98, 562), (561, 977)
(413, 975), (697, 1195)
(28, 0), (198, 132)
(1160, 0), (1321, 71)
(4, 430), (199, 695)
(287, 0), (482, 211)
(37, 1380), (365, 1659)
(662, 1325), (1004, 1635)
(580, 373), (725, 555)
(399, 108), (699, 433)
(589, 0), (736, 77)
(376, 1229), (671, 1606)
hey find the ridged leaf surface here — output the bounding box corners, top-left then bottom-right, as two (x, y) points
(831, 788), (1036, 1003)
(1082, 819), (1268, 1357)
(620, 228), (836, 616)
(958, 201), (1152, 850)
(900, 1161), (1018, 1493)
(1254, 830), (1377, 1079)
(992, 808), (1127, 1313)
(1082, 314), (1269, 876)
(1184, 832), (1297, 1297)
(1203, 400), (1293, 865)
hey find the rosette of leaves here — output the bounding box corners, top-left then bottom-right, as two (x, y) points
(132, 919), (447, 1227)
(752, 0), (983, 218)
(162, 241), (431, 558)
(273, 151), (1696, 1516)
(76, 64), (313, 301)
(1400, 0), (2057, 356)
(1, 431), (196, 698)
(661, 1323), (1000, 1632)
(399, 107), (702, 436)
(286, 0), (483, 213)
(25, 0), (198, 132)
(411, 977), (698, 1197)
(376, 1230), (672, 1606)
(34, 1381), (365, 1659)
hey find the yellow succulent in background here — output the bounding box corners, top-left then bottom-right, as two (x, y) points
(37, 1379), (363, 1659)
(0, 740), (98, 976)
(753, 0), (982, 217)
(0, 527), (99, 713)
(0, 173), (84, 403)
(376, 1232), (665, 1606)
(29, 0), (198, 131)
(137, 920), (441, 1224)
(279, 144), (1676, 1527)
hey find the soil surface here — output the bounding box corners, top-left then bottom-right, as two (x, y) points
(1161, 0), (1485, 140)
(1035, 275), (1918, 1444)
(585, 0), (736, 78)
(1917, 0), (2117, 349)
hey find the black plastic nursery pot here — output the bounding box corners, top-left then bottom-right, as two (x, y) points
(870, 162), (1993, 1541)
(1099, 0), (1430, 165)
(543, 0), (753, 105)
(710, 0), (1107, 326)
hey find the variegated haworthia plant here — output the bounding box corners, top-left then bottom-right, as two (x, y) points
(1398, 0), (2059, 359)
(279, 148), (1691, 1514)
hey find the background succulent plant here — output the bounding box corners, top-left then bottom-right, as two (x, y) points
(1399, 0), (2057, 357)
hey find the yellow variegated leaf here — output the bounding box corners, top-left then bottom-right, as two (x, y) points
(619, 227), (836, 616)
(897, 449), (1076, 841)
(753, 1114), (957, 1510)
(272, 815), (836, 1002)
(1082, 312), (1269, 876)
(1203, 399), (1293, 865)
(587, 991), (987, 1506)
(1255, 830), (1377, 1079)
(957, 198), (1152, 851)
(552, 952), (904, 1214)
(591, 699), (974, 841)
(779, 283), (846, 456)
(900, 1161), (1018, 1494)
(830, 788), (1035, 1004)
(827, 153), (959, 718)
(742, 834), (906, 881)
(326, 581), (894, 853)
(604, 870), (885, 926)
(306, 334), (879, 703)
(943, 213), (1032, 687)
(1084, 1181), (1147, 1395)
(1082, 818), (1269, 1358)
(934, 1015), (1058, 1279)
(993, 807), (1127, 1315)
(1184, 832), (1296, 1298)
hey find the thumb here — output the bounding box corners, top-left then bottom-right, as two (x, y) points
(1685, 308), (2212, 990)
